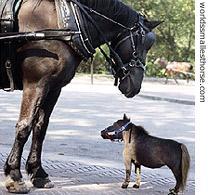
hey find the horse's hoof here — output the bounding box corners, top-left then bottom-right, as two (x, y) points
(133, 184), (139, 188)
(121, 183), (128, 189)
(168, 193), (178, 195)
(5, 177), (30, 194)
(32, 177), (54, 188)
(168, 188), (178, 195)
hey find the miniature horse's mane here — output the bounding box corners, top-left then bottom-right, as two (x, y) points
(134, 125), (149, 136)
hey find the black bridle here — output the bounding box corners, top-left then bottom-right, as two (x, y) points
(2, 0), (149, 87)
(70, 0), (148, 85)
(111, 23), (147, 83)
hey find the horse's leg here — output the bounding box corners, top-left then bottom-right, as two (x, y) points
(168, 165), (182, 195)
(186, 73), (190, 83)
(4, 82), (49, 193)
(164, 69), (168, 84)
(121, 157), (132, 188)
(173, 72), (179, 84)
(133, 165), (141, 188)
(26, 89), (61, 188)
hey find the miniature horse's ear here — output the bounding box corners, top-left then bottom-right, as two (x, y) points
(123, 114), (130, 121)
(145, 20), (164, 30)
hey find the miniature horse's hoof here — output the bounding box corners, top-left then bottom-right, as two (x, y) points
(121, 183), (129, 189)
(133, 184), (140, 188)
(31, 177), (54, 188)
(5, 177), (30, 194)
(168, 188), (178, 195)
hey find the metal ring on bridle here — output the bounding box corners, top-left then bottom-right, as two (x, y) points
(132, 51), (138, 59)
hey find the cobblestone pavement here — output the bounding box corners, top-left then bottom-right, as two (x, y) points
(0, 149), (195, 195)
(0, 75), (195, 194)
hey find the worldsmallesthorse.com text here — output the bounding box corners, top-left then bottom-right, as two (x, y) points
(200, 2), (206, 102)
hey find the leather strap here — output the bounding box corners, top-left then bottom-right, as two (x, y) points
(0, 0), (22, 91)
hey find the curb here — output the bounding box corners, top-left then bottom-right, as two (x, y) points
(140, 94), (195, 105)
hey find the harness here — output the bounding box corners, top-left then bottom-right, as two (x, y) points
(70, 0), (148, 85)
(55, 0), (95, 59)
(0, 0), (22, 91)
(0, 0), (151, 91)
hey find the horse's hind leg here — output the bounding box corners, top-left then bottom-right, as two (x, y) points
(26, 89), (61, 188)
(169, 164), (182, 195)
(4, 82), (49, 193)
(173, 72), (179, 85)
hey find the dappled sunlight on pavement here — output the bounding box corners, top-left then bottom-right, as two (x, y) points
(0, 75), (194, 194)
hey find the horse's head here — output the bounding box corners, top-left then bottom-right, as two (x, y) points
(111, 17), (162, 98)
(101, 114), (131, 141)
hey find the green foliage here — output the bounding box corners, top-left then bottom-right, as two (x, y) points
(145, 61), (165, 78)
(86, 0), (195, 78)
(77, 46), (109, 74)
(123, 0), (195, 77)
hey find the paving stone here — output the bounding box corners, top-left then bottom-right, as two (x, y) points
(0, 152), (194, 195)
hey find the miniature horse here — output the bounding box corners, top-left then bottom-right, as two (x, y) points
(1, 0), (161, 193)
(101, 114), (190, 195)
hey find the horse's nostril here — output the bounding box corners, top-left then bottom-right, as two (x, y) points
(101, 130), (108, 139)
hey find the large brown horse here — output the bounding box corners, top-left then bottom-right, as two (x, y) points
(1, 0), (161, 193)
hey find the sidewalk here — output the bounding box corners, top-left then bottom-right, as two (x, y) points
(0, 74), (195, 194)
(0, 146), (194, 195)
(141, 78), (194, 105)
(72, 74), (195, 105)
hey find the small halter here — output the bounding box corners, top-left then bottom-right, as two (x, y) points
(114, 121), (132, 134)
(113, 121), (133, 143)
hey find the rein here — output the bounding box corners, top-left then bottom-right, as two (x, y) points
(0, 0), (148, 88)
(70, 0), (147, 85)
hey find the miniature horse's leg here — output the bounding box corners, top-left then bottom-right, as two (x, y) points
(133, 164), (141, 188)
(4, 82), (49, 193)
(26, 89), (61, 188)
(168, 165), (182, 195)
(121, 158), (132, 188)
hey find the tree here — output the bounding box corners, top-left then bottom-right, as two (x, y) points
(123, 0), (195, 63)
(88, 0), (195, 76)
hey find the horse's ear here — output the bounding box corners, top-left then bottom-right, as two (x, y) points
(123, 114), (130, 121)
(145, 20), (163, 30)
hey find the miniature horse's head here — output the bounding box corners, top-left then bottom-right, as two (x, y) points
(111, 18), (162, 98)
(101, 114), (131, 141)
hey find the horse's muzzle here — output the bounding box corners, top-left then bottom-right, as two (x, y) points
(101, 130), (114, 140)
(118, 67), (144, 98)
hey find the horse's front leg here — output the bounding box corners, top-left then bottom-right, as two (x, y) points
(122, 149), (132, 188)
(26, 89), (61, 188)
(4, 82), (48, 194)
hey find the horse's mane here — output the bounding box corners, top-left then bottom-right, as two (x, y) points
(79, 0), (138, 27)
(134, 125), (149, 136)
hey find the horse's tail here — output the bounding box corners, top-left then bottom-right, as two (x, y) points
(180, 144), (190, 191)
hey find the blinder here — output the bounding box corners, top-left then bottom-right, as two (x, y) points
(143, 31), (156, 50)
(111, 20), (156, 83)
